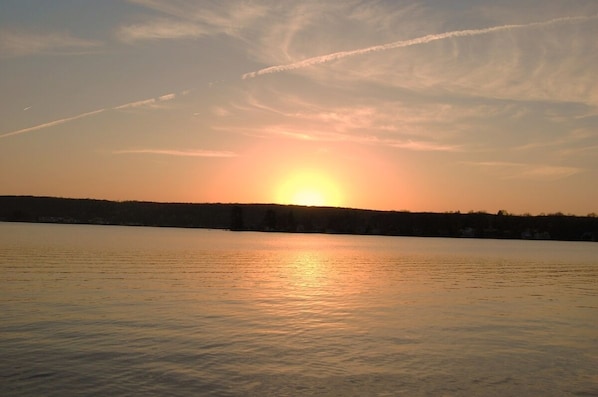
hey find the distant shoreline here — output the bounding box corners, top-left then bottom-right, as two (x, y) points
(1, 195), (596, 242)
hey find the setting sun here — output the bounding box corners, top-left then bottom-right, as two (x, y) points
(276, 170), (343, 207)
(291, 189), (325, 206)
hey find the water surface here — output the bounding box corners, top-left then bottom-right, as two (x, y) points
(1, 222), (597, 396)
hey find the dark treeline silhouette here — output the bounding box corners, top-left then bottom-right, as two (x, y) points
(1, 195), (596, 242)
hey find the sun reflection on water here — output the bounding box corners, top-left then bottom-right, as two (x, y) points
(286, 251), (328, 291)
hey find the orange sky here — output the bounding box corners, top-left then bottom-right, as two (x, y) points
(1, 1), (597, 215)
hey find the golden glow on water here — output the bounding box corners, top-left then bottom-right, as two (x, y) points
(287, 251), (327, 290)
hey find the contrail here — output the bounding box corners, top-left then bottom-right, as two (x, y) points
(0, 108), (105, 139)
(1, 93), (177, 139)
(242, 14), (596, 79)
(112, 149), (237, 157)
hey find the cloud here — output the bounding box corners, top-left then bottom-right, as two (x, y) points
(464, 161), (582, 180)
(387, 140), (459, 152)
(222, 87), (485, 146)
(219, 122), (459, 152)
(0, 109), (105, 139)
(558, 145), (598, 157)
(211, 107), (231, 117)
(158, 93), (176, 101)
(514, 128), (597, 153)
(112, 149), (237, 158)
(117, 19), (207, 42)
(124, 0), (268, 39)
(0, 29), (101, 57)
(242, 14), (596, 79)
(282, 13), (597, 107)
(210, 86), (473, 153)
(516, 165), (582, 180)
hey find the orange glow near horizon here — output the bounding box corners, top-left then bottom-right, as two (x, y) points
(276, 170), (343, 207)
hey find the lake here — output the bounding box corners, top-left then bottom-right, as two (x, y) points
(1, 222), (597, 396)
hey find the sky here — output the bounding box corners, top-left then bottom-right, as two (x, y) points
(1, 0), (597, 215)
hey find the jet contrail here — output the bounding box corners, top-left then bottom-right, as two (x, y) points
(0, 108), (105, 139)
(1, 93), (177, 139)
(112, 149), (237, 157)
(242, 14), (596, 79)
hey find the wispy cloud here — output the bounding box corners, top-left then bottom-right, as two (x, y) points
(514, 128), (597, 153)
(220, 123), (459, 152)
(516, 165), (582, 180)
(158, 93), (176, 101)
(126, 0), (268, 38)
(211, 107), (231, 117)
(118, 0), (271, 49)
(222, 88), (480, 146)
(242, 14), (596, 79)
(117, 19), (206, 42)
(0, 109), (106, 139)
(0, 29), (101, 57)
(112, 149), (237, 158)
(558, 145), (598, 157)
(464, 161), (582, 180)
(387, 140), (459, 152)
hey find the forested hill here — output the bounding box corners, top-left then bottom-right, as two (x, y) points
(1, 196), (596, 242)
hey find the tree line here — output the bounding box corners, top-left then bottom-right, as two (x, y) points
(1, 195), (596, 241)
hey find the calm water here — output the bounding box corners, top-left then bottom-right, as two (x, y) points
(1, 222), (597, 396)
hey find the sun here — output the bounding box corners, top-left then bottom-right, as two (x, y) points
(292, 189), (325, 207)
(276, 170), (342, 207)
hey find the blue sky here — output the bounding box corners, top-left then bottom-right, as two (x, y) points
(1, 1), (597, 214)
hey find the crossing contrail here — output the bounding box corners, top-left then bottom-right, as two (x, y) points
(242, 14), (596, 79)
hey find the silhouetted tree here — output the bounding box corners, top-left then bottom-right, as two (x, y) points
(262, 209), (277, 231)
(230, 206), (245, 231)
(8, 209), (30, 222)
(286, 210), (297, 232)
